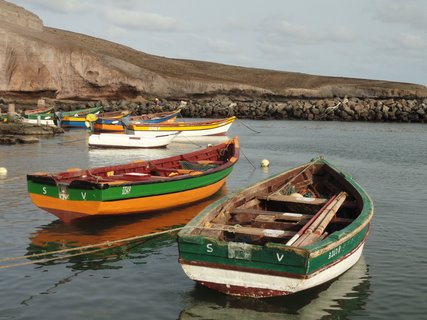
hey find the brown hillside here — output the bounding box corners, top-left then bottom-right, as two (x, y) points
(0, 0), (426, 102)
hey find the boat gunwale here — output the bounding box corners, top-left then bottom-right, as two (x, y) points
(27, 137), (239, 191)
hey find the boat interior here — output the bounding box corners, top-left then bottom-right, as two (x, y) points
(195, 163), (362, 247)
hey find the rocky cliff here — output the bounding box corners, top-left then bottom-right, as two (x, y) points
(0, 0), (426, 102)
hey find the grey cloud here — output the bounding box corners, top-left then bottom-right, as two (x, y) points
(376, 2), (427, 29)
(17, 0), (92, 13)
(264, 20), (356, 46)
(102, 7), (185, 32)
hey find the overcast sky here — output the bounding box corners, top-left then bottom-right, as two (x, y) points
(7, 0), (427, 86)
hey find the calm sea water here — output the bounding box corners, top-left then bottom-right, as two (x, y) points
(0, 119), (426, 320)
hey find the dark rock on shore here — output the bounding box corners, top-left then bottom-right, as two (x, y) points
(0, 123), (64, 135)
(0, 135), (39, 145)
(0, 123), (63, 144)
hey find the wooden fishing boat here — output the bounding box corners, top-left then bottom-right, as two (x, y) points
(92, 110), (179, 133)
(130, 109), (180, 124)
(88, 132), (178, 148)
(91, 110), (131, 132)
(59, 106), (103, 128)
(127, 116), (236, 137)
(57, 106), (103, 118)
(22, 106), (54, 116)
(27, 137), (239, 222)
(178, 157), (374, 298)
(20, 112), (57, 126)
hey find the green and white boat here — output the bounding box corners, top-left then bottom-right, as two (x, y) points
(178, 157), (374, 298)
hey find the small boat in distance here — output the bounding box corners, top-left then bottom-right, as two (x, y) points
(20, 112), (57, 126)
(22, 106), (54, 116)
(88, 132), (178, 148)
(127, 116), (236, 137)
(58, 106), (103, 128)
(27, 137), (239, 222)
(93, 109), (180, 133)
(178, 157), (374, 298)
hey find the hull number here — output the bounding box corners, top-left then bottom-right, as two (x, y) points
(328, 246), (341, 259)
(122, 186), (132, 195)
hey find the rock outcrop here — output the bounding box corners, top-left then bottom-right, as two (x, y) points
(0, 0), (426, 103)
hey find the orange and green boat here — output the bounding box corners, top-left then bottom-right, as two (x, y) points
(27, 137), (239, 223)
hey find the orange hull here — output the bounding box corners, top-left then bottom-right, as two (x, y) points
(29, 178), (227, 222)
(94, 123), (125, 132)
(30, 189), (227, 248)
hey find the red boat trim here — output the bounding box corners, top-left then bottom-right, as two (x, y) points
(198, 281), (289, 298)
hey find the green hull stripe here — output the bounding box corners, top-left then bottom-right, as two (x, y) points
(178, 225), (368, 276)
(27, 166), (233, 202)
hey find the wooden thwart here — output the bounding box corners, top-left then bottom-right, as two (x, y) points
(261, 194), (328, 205)
(231, 208), (311, 222)
(201, 223), (296, 239)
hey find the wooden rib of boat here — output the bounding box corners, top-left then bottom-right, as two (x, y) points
(177, 157), (374, 298)
(93, 109), (180, 133)
(127, 116), (236, 137)
(88, 132), (179, 148)
(59, 107), (103, 128)
(27, 137), (239, 223)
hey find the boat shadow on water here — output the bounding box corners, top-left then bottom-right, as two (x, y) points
(26, 188), (227, 270)
(179, 256), (371, 320)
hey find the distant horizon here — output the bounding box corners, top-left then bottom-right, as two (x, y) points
(5, 0), (427, 87)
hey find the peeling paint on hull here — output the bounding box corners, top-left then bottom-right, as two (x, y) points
(181, 241), (365, 298)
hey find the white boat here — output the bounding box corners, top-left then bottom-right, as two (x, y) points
(127, 116), (236, 138)
(88, 132), (178, 148)
(20, 114), (57, 126)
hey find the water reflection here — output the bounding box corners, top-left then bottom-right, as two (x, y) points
(180, 257), (370, 320)
(26, 188), (227, 270)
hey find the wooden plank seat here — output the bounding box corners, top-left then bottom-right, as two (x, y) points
(216, 223), (297, 239)
(150, 167), (203, 176)
(109, 172), (152, 181)
(260, 194), (328, 205)
(231, 208), (311, 222)
(197, 223), (296, 240)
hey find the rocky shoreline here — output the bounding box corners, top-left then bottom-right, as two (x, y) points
(1, 96), (425, 145)
(47, 96), (427, 123)
(0, 123), (64, 145)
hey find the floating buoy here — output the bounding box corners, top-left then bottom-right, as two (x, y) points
(260, 159), (270, 167)
(0, 167), (7, 175)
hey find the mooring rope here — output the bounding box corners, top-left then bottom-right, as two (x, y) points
(236, 118), (261, 134)
(0, 223), (260, 270)
(0, 226), (188, 269)
(0, 176), (23, 182)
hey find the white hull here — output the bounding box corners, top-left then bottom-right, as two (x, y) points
(181, 243), (365, 296)
(128, 122), (233, 137)
(88, 132), (177, 148)
(21, 118), (56, 127)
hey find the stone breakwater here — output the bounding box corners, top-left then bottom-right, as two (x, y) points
(3, 96), (427, 123)
(81, 97), (427, 123)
